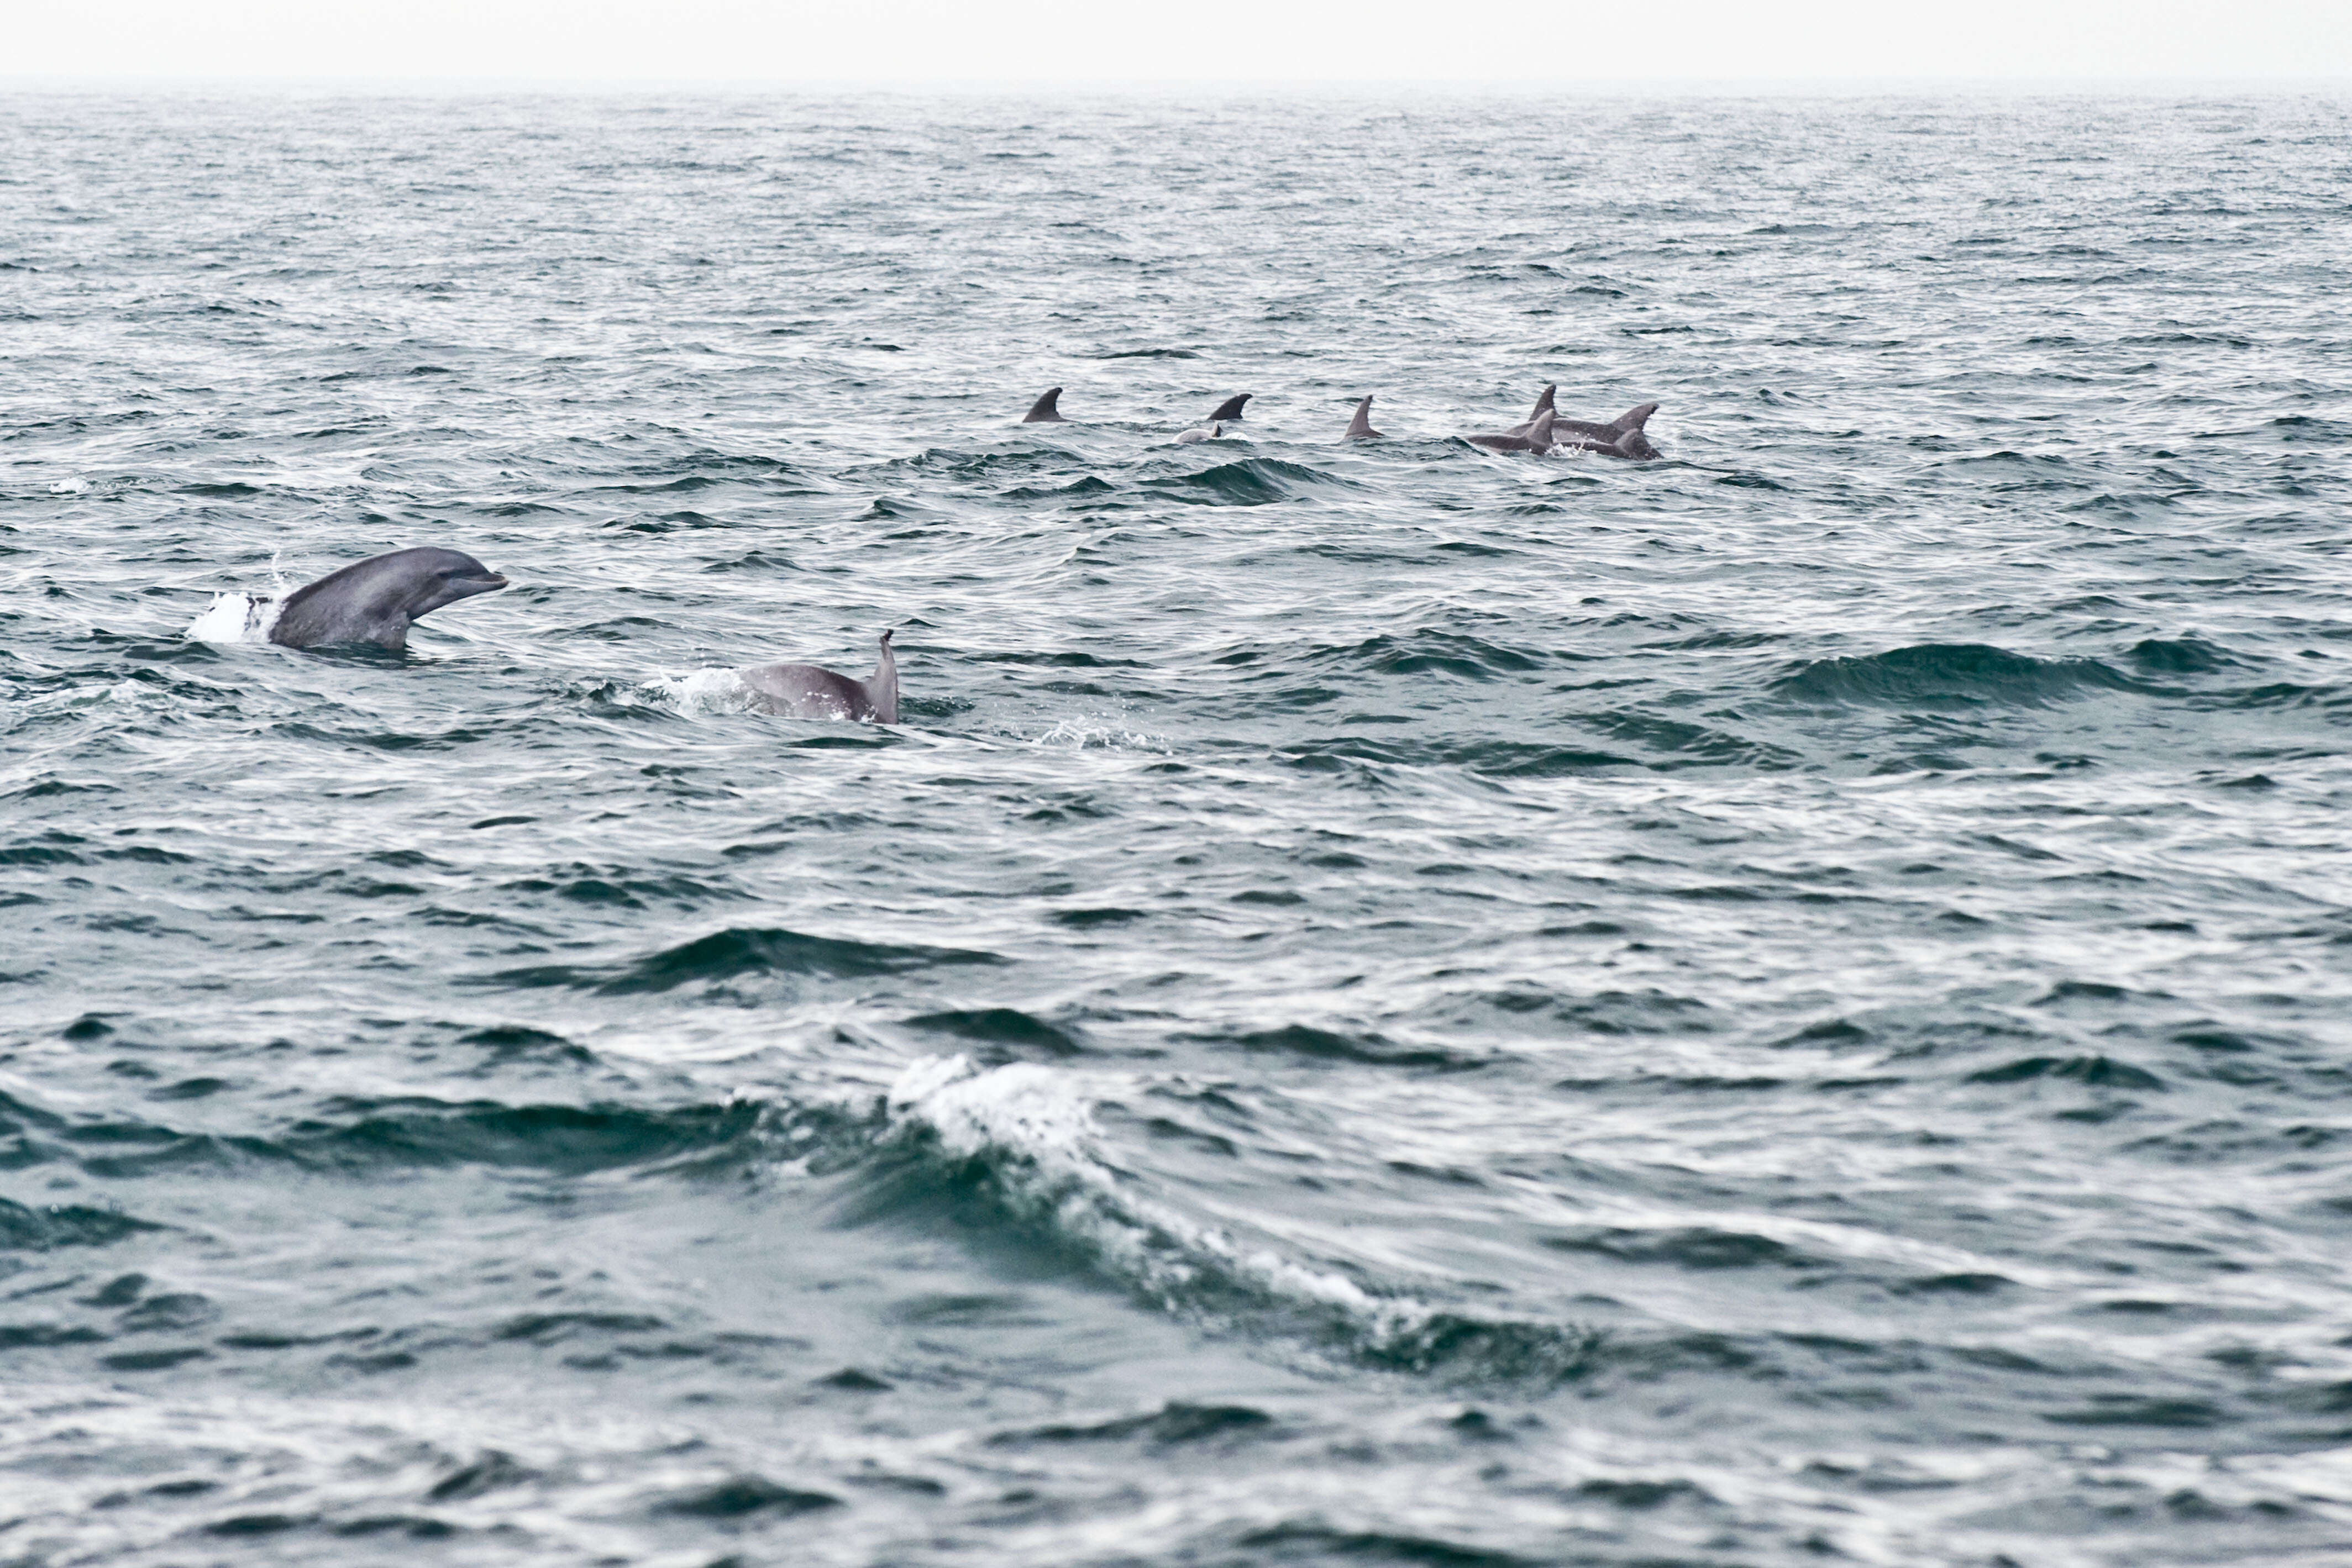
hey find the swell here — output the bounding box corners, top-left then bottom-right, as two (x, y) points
(843, 1057), (1609, 1384)
(0, 1081), (797, 1186)
(846, 1057), (2334, 1441)
(1770, 643), (2161, 708)
(475, 926), (1006, 995)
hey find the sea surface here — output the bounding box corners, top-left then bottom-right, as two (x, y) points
(4, 85), (2351, 1567)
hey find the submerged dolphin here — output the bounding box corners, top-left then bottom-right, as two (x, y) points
(739, 630), (899, 723)
(1343, 396), (1383, 440)
(1176, 422), (1227, 444)
(1205, 393), (1251, 422)
(1022, 388), (1069, 423)
(1467, 409), (1558, 454)
(268, 546), (508, 651)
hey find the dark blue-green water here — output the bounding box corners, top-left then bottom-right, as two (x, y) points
(5, 86), (2352, 1567)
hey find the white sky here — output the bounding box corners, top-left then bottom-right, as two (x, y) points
(9, 0), (2351, 82)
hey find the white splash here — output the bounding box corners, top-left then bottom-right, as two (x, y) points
(48, 478), (88, 494)
(1031, 716), (1169, 751)
(184, 593), (284, 644)
(646, 667), (761, 715)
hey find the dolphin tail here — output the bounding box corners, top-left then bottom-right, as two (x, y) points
(1610, 401), (1659, 434)
(865, 629), (899, 724)
(1022, 388), (1066, 423)
(1345, 396), (1382, 440)
(1207, 393), (1251, 422)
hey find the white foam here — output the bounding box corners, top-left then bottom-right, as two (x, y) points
(48, 478), (88, 494)
(645, 667), (762, 715)
(184, 593), (284, 644)
(1031, 716), (1169, 751)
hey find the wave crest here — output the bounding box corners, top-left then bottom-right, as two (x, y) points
(878, 1057), (1610, 1385)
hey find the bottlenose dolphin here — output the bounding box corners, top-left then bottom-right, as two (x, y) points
(1205, 394), (1251, 422)
(1176, 422), (1226, 445)
(1022, 388), (1068, 423)
(1344, 396), (1383, 440)
(739, 630), (899, 723)
(1551, 402), (1662, 460)
(269, 546), (508, 651)
(1467, 409), (1558, 454)
(1509, 388), (1661, 460)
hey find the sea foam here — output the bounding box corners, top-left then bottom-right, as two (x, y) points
(184, 593), (284, 644)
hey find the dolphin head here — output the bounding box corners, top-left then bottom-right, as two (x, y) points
(399, 548), (510, 618)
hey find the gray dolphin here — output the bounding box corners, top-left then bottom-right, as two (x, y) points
(739, 630), (899, 723)
(1022, 388), (1069, 423)
(1552, 403), (1662, 461)
(1467, 409), (1558, 454)
(1510, 389), (1661, 460)
(1344, 396), (1383, 440)
(268, 546), (508, 651)
(1205, 393), (1251, 422)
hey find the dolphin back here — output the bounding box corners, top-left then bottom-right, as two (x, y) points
(739, 629), (898, 723)
(740, 663), (883, 721)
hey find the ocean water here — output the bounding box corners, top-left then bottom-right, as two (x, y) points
(4, 85), (2352, 1567)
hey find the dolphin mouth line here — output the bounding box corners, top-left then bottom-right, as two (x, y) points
(466, 574), (510, 591)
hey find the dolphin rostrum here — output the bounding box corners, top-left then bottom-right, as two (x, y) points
(1022, 388), (1068, 423)
(267, 546), (509, 651)
(739, 630), (899, 723)
(1467, 409), (1558, 454)
(1344, 396), (1383, 440)
(1205, 393), (1251, 422)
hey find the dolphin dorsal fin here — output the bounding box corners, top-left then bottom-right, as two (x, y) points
(1022, 388), (1065, 423)
(1208, 393), (1251, 422)
(1529, 409), (1557, 446)
(1530, 384), (1557, 422)
(1611, 401), (1658, 434)
(1345, 396), (1380, 440)
(865, 629), (899, 724)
